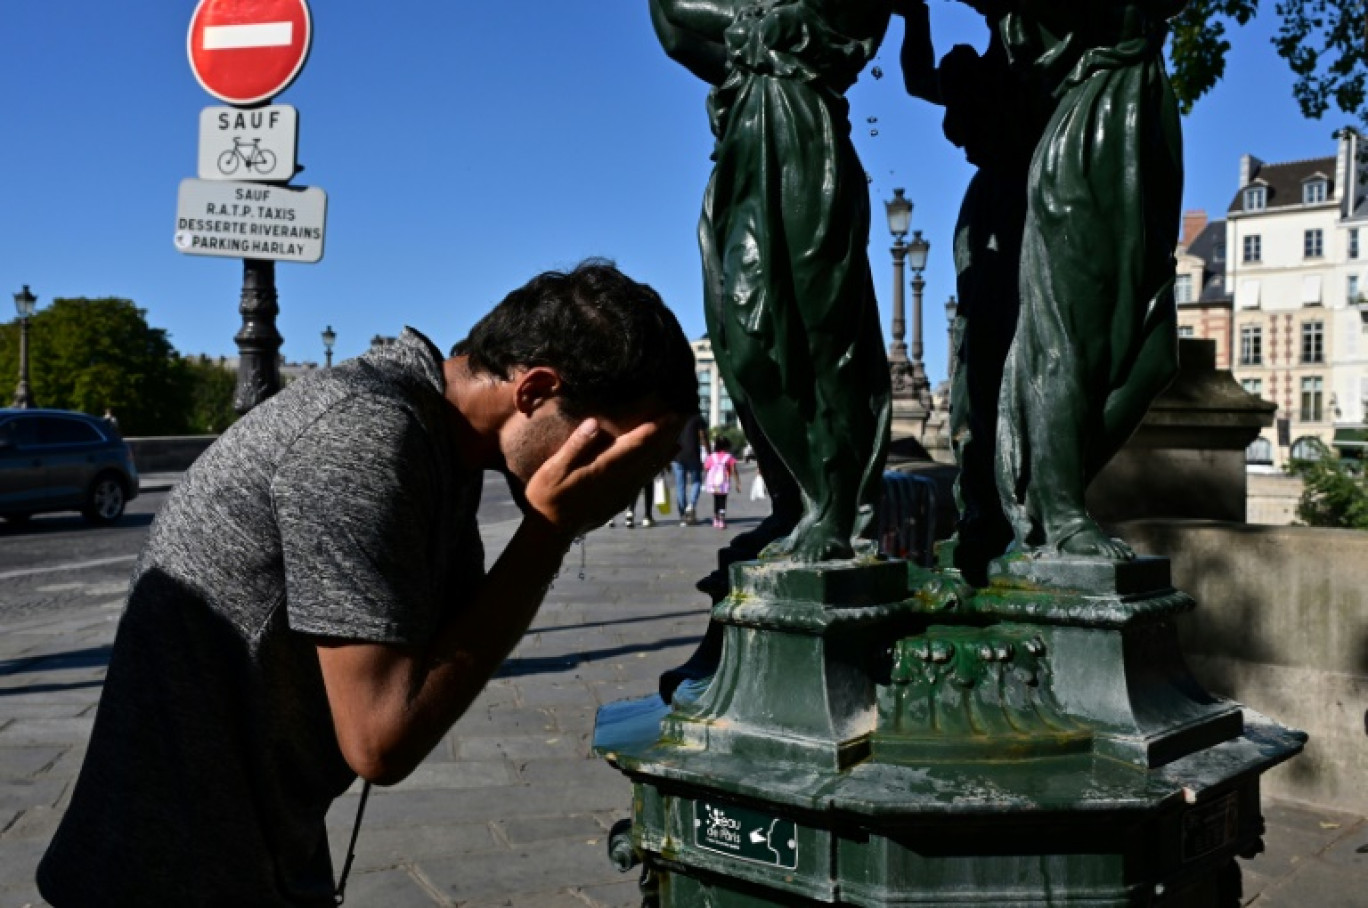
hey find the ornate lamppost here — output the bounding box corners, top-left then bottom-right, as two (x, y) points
(884, 189), (913, 390)
(321, 324), (336, 369)
(12, 285), (37, 409)
(905, 228), (932, 408)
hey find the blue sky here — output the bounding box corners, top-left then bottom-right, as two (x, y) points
(0, 2), (1350, 387)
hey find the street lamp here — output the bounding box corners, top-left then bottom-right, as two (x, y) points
(12, 285), (37, 409)
(884, 189), (913, 387)
(321, 324), (336, 369)
(906, 229), (932, 403)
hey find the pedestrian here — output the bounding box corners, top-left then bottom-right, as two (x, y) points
(36, 261), (697, 907)
(703, 436), (740, 529)
(618, 479), (657, 528)
(672, 410), (709, 525)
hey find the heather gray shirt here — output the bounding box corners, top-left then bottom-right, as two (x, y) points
(38, 329), (484, 906)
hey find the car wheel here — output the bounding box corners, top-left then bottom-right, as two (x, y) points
(83, 473), (127, 525)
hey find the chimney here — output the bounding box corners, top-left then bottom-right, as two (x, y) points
(1180, 210), (1208, 248)
(1239, 153), (1262, 188)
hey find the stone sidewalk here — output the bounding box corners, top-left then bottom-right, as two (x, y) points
(2, 466), (1365, 906)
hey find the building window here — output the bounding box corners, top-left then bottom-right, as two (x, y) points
(1244, 186), (1266, 211)
(1239, 325), (1262, 365)
(1350, 274), (1361, 303)
(1241, 378), (1263, 396)
(1303, 179), (1327, 204)
(1304, 228), (1324, 258)
(1300, 377), (1324, 422)
(1290, 436), (1324, 460)
(1246, 437), (1273, 465)
(1243, 234), (1262, 263)
(1351, 228), (1360, 259)
(1177, 325), (1195, 338)
(1301, 320), (1325, 363)
(1174, 274), (1193, 303)
(1213, 241), (1227, 263)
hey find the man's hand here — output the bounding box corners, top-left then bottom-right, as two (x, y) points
(522, 414), (683, 539)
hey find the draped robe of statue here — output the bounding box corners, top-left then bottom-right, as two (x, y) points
(699, 0), (892, 562)
(995, 0), (1184, 559)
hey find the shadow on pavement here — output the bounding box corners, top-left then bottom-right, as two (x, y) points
(534, 608), (702, 636)
(495, 633), (701, 679)
(0, 513), (155, 536)
(0, 644), (113, 680)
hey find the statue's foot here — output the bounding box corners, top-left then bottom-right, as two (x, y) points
(1052, 517), (1134, 561)
(762, 512), (855, 563)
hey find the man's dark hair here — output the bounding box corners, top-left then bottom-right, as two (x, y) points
(453, 260), (700, 421)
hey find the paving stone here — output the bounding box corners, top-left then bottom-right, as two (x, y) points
(0, 779), (66, 813)
(1261, 799), (1362, 837)
(0, 836), (47, 899)
(1245, 856), (1368, 907)
(325, 820), (502, 872)
(0, 703), (92, 720)
(1243, 822), (1336, 878)
(1318, 820), (1368, 867)
(396, 760), (515, 791)
(577, 877), (645, 908)
(456, 707), (557, 738)
(0, 718), (93, 747)
(454, 734), (584, 762)
(339, 866), (444, 907)
(497, 814), (606, 846)
(513, 681), (598, 709)
(2, 804), (61, 843)
(0, 748), (63, 780)
(419, 839), (621, 904)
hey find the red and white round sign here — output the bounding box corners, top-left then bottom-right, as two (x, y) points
(187, 0), (313, 107)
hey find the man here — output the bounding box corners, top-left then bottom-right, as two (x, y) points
(37, 261), (697, 906)
(671, 411), (709, 525)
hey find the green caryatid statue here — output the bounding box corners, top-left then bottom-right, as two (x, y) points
(650, 0), (893, 563)
(994, 0), (1185, 560)
(893, 0), (1052, 583)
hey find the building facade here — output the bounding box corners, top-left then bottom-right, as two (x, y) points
(1182, 131), (1368, 468)
(690, 337), (737, 432)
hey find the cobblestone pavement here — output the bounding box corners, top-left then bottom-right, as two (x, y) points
(1, 466), (1364, 906)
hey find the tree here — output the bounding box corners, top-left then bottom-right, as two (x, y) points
(181, 356), (239, 434)
(1168, 1), (1368, 129)
(1288, 439), (1368, 529)
(0, 297), (191, 435)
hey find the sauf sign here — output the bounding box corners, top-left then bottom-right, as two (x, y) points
(176, 0), (326, 265)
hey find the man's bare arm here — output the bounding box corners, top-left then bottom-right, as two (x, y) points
(317, 416), (681, 784)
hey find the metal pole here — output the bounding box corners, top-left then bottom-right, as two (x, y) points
(909, 271), (931, 404)
(889, 240), (910, 390)
(12, 315), (33, 409)
(233, 258), (283, 415)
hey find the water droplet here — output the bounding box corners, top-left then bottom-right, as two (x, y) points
(871, 66), (884, 80)
(866, 175), (874, 184)
(866, 116), (878, 124)
(870, 129), (879, 137)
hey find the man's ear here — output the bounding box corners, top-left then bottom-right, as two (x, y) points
(511, 367), (563, 417)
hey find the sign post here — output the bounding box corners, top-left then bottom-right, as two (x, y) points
(180, 0), (319, 415)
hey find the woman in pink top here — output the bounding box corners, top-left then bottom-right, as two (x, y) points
(702, 437), (741, 529)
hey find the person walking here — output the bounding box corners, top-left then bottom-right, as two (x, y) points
(703, 437), (740, 529)
(672, 411), (709, 525)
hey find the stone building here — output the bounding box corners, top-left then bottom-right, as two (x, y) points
(1178, 130), (1368, 469)
(689, 337), (737, 431)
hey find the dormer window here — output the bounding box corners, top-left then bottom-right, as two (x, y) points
(1244, 185), (1267, 211)
(1304, 178), (1328, 204)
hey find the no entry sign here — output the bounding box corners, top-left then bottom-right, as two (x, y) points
(188, 0), (313, 107)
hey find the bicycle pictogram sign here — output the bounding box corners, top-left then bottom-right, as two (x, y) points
(217, 137), (278, 176)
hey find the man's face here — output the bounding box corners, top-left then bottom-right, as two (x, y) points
(502, 398), (670, 489)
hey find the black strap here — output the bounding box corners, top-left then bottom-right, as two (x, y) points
(334, 781), (372, 905)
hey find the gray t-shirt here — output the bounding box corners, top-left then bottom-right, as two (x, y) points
(38, 329), (484, 906)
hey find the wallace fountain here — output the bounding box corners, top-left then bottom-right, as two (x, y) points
(593, 1), (1307, 905)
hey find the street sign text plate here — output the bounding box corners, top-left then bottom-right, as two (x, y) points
(198, 105), (297, 181)
(175, 179), (326, 264)
(693, 801), (798, 869)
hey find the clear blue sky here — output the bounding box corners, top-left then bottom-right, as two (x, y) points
(0, 2), (1349, 387)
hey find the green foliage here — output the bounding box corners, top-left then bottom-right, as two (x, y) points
(1168, 0), (1368, 130)
(181, 356), (239, 435)
(711, 424), (747, 454)
(1288, 439), (1368, 529)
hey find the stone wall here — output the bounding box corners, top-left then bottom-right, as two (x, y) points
(125, 436), (217, 474)
(1117, 519), (1368, 814)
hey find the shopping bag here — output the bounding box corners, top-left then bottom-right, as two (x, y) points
(750, 473), (767, 501)
(654, 473), (672, 515)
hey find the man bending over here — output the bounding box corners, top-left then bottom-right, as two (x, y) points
(38, 261), (697, 906)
